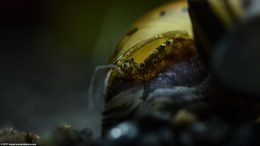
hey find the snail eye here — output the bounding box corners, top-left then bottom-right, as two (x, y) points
(121, 62), (131, 70)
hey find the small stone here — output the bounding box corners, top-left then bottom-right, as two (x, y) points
(173, 109), (197, 126)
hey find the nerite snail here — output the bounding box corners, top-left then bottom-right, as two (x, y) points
(102, 0), (209, 133)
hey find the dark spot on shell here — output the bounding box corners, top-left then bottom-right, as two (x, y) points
(160, 11), (166, 17)
(127, 27), (138, 36)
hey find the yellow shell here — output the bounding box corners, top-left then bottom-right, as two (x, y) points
(106, 0), (196, 87)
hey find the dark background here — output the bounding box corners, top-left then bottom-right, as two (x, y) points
(0, 0), (172, 137)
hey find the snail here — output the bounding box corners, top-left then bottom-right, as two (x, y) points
(102, 0), (209, 134)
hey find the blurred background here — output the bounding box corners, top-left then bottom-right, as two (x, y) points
(0, 0), (172, 137)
